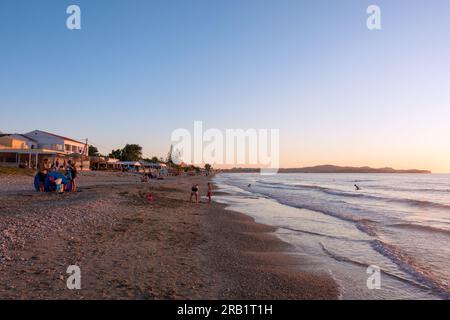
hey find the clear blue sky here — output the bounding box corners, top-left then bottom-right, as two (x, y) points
(1, 0), (450, 171)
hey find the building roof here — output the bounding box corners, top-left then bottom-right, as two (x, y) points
(16, 134), (38, 142)
(0, 148), (63, 155)
(117, 161), (141, 166)
(28, 130), (85, 145)
(0, 133), (38, 142)
(140, 161), (167, 168)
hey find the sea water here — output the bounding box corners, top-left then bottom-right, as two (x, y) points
(213, 173), (450, 300)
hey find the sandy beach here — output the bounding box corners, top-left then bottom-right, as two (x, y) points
(0, 171), (338, 299)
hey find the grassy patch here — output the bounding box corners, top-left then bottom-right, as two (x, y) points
(0, 167), (36, 176)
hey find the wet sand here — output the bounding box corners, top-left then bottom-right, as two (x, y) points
(0, 172), (338, 299)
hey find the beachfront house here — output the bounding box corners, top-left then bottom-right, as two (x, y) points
(140, 160), (168, 176)
(0, 134), (40, 167)
(139, 161), (167, 170)
(24, 130), (87, 156)
(90, 156), (121, 170)
(0, 130), (89, 169)
(0, 134), (38, 150)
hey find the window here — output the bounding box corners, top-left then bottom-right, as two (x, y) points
(65, 144), (71, 152)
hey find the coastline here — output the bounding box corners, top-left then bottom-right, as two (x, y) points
(0, 172), (338, 299)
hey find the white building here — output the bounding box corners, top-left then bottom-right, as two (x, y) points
(25, 130), (88, 155)
(0, 130), (89, 169)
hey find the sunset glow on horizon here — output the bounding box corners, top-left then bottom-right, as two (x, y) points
(1, 0), (449, 173)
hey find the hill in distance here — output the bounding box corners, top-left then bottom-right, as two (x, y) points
(223, 165), (431, 174)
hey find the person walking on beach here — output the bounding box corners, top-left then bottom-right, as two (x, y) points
(190, 184), (199, 203)
(207, 182), (213, 203)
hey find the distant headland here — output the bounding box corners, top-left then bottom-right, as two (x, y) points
(221, 165), (431, 174)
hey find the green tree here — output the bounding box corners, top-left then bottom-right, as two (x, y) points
(109, 149), (122, 159)
(88, 145), (100, 156)
(204, 163), (212, 172)
(142, 156), (160, 163)
(120, 144), (142, 161)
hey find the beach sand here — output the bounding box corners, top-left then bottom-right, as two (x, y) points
(0, 171), (338, 299)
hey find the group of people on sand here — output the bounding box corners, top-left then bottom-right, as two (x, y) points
(37, 158), (78, 193)
(190, 182), (213, 204)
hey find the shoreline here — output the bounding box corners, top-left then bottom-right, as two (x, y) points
(204, 199), (339, 299)
(0, 172), (338, 299)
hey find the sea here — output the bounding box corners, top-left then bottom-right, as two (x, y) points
(213, 173), (450, 300)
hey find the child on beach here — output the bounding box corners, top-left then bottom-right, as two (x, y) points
(207, 183), (213, 203)
(190, 184), (199, 203)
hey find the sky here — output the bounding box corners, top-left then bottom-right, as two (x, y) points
(1, 0), (450, 172)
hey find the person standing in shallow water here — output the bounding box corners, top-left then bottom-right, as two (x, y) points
(190, 184), (199, 203)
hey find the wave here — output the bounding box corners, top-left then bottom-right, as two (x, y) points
(319, 242), (431, 291)
(280, 226), (371, 242)
(355, 220), (379, 237)
(363, 184), (450, 194)
(371, 240), (450, 298)
(219, 176), (450, 298)
(220, 179), (380, 238)
(257, 180), (450, 211)
(388, 223), (450, 236)
(269, 196), (370, 225)
(385, 198), (450, 211)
